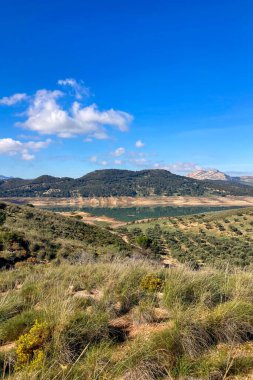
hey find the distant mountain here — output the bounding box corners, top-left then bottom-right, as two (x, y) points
(187, 169), (253, 187)
(239, 176), (253, 186)
(0, 175), (12, 181)
(1, 169), (253, 198)
(187, 169), (232, 181)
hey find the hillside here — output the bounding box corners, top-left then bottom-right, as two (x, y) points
(1, 169), (253, 198)
(126, 207), (253, 268)
(0, 175), (11, 181)
(0, 202), (130, 268)
(240, 176), (253, 186)
(2, 247), (253, 378)
(2, 206), (253, 378)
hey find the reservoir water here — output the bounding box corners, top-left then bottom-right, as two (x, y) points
(42, 205), (244, 222)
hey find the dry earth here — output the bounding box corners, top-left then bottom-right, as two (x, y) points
(2, 195), (253, 207)
(62, 211), (126, 228)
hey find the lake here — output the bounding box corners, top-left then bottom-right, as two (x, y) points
(42, 205), (244, 222)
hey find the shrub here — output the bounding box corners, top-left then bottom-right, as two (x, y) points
(140, 274), (163, 292)
(136, 235), (152, 249)
(0, 310), (41, 344)
(15, 320), (49, 371)
(0, 210), (6, 226)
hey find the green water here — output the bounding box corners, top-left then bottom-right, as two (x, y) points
(42, 205), (244, 222)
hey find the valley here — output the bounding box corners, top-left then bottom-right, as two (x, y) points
(1, 172), (253, 379)
(2, 202), (253, 378)
(2, 0), (253, 377)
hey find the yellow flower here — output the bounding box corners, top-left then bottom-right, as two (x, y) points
(15, 320), (49, 371)
(140, 274), (163, 292)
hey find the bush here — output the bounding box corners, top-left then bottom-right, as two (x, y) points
(15, 320), (49, 371)
(140, 274), (163, 292)
(0, 310), (41, 344)
(136, 235), (152, 249)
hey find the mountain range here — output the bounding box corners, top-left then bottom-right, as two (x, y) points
(188, 169), (253, 186)
(1, 169), (253, 198)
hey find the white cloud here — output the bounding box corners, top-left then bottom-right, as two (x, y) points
(114, 159), (123, 165)
(0, 93), (28, 106)
(135, 139), (145, 148)
(92, 150), (151, 168)
(129, 157), (148, 166)
(18, 89), (133, 139)
(89, 155), (97, 163)
(92, 130), (109, 140)
(58, 78), (90, 99)
(0, 138), (51, 160)
(100, 160), (108, 166)
(153, 162), (201, 173)
(112, 147), (125, 157)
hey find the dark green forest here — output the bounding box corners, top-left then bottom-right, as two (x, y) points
(1, 169), (253, 197)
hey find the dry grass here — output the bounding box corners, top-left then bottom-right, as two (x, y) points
(1, 261), (253, 379)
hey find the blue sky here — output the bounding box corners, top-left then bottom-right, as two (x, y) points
(0, 0), (253, 178)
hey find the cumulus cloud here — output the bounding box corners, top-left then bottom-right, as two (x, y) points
(135, 139), (145, 148)
(58, 78), (90, 99)
(17, 89), (133, 139)
(112, 147), (125, 157)
(89, 155), (111, 167)
(88, 145), (201, 174)
(0, 93), (28, 106)
(91, 150), (152, 168)
(0, 138), (51, 160)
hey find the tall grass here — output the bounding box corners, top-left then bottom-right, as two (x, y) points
(1, 261), (253, 379)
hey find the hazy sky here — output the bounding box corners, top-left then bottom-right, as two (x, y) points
(1, 0), (253, 178)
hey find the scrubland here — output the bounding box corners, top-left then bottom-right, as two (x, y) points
(1, 203), (253, 379)
(2, 261), (253, 379)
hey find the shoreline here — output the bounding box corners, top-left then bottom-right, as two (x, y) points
(1, 195), (253, 207)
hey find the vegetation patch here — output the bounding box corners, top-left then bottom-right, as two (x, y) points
(1, 204), (253, 378)
(127, 207), (253, 267)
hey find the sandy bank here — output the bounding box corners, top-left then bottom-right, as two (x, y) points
(2, 195), (253, 207)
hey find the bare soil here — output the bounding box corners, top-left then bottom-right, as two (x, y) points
(2, 195), (253, 207)
(62, 211), (126, 228)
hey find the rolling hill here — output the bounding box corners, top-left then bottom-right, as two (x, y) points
(1, 169), (253, 198)
(0, 202), (130, 268)
(126, 207), (253, 267)
(2, 205), (253, 379)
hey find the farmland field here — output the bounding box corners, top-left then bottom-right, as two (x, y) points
(125, 207), (253, 267)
